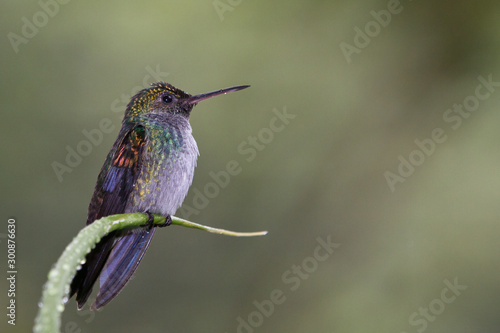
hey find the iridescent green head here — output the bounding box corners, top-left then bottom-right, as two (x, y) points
(125, 82), (250, 121)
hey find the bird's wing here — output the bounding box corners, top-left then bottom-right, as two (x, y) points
(87, 125), (147, 224)
(70, 124), (155, 309)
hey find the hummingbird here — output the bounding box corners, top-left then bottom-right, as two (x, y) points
(69, 82), (249, 310)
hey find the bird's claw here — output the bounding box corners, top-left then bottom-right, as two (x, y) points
(158, 215), (172, 228)
(145, 212), (172, 229)
(145, 211), (155, 230)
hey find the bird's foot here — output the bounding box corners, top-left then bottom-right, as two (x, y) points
(145, 211), (155, 230)
(145, 212), (172, 229)
(158, 215), (172, 228)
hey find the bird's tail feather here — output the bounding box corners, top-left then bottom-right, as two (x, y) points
(70, 228), (156, 310)
(70, 232), (116, 309)
(91, 228), (156, 310)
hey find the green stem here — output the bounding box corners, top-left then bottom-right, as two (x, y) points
(170, 216), (267, 237)
(33, 213), (267, 333)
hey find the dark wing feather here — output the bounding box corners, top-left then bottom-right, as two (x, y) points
(91, 228), (155, 309)
(70, 125), (149, 309)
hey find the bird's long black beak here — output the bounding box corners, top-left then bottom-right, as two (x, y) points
(183, 85), (250, 105)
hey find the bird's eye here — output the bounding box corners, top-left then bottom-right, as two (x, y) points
(162, 94), (173, 104)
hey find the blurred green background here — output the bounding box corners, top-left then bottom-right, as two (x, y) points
(2, 0), (500, 332)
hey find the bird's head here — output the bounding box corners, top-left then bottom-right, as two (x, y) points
(124, 82), (249, 121)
